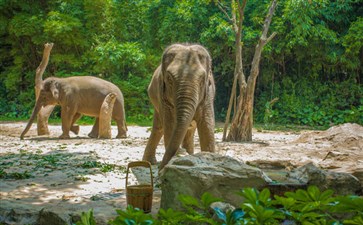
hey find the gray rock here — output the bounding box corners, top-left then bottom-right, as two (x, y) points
(0, 208), (38, 225)
(159, 153), (270, 210)
(37, 208), (70, 225)
(288, 162), (362, 195)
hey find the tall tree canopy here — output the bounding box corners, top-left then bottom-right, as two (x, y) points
(0, 0), (362, 127)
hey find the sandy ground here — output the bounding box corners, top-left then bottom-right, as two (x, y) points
(0, 122), (362, 223)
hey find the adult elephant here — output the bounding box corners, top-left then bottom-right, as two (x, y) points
(142, 43), (216, 170)
(20, 76), (127, 139)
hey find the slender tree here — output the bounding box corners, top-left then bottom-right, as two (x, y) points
(35, 43), (54, 135)
(219, 0), (277, 141)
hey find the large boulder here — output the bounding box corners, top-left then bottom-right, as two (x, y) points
(159, 153), (271, 210)
(288, 162), (362, 195)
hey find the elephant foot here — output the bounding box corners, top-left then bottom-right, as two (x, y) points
(88, 132), (98, 138)
(37, 124), (50, 136)
(142, 156), (157, 165)
(176, 147), (188, 156)
(70, 125), (80, 135)
(59, 134), (70, 139)
(37, 130), (50, 136)
(116, 133), (127, 139)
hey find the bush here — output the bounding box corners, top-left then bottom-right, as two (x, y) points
(75, 186), (363, 225)
(254, 77), (363, 128)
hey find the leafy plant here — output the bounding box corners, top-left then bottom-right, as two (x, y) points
(157, 208), (186, 224)
(177, 192), (223, 224)
(238, 188), (284, 224)
(108, 205), (154, 225)
(75, 209), (96, 225)
(74, 186), (362, 225)
(213, 207), (245, 225)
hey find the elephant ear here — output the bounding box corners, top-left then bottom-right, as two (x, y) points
(205, 53), (215, 99)
(49, 80), (59, 100)
(160, 49), (176, 99)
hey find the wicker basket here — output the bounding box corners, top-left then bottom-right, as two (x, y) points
(126, 161), (153, 213)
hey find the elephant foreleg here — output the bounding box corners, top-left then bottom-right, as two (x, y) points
(197, 110), (216, 153)
(182, 120), (197, 155)
(88, 118), (99, 138)
(142, 111), (163, 164)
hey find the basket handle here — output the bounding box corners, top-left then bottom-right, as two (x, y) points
(125, 161), (153, 188)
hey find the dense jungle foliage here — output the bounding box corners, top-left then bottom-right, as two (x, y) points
(1, 0), (362, 127)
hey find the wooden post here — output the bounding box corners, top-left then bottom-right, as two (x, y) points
(98, 93), (117, 139)
(35, 43), (55, 135)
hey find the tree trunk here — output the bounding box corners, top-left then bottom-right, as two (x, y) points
(98, 93), (116, 139)
(222, 0), (247, 141)
(226, 0), (277, 142)
(35, 43), (55, 135)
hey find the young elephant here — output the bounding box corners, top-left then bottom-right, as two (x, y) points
(142, 43), (216, 170)
(20, 76), (127, 139)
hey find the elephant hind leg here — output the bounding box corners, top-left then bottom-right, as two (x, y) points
(88, 118), (99, 138)
(70, 113), (81, 135)
(143, 112), (163, 164)
(182, 120), (197, 155)
(60, 107), (76, 139)
(115, 117), (127, 139)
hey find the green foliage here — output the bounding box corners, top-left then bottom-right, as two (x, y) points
(75, 209), (96, 225)
(109, 205), (154, 225)
(75, 186), (362, 225)
(274, 186), (337, 223)
(238, 188), (284, 224)
(213, 207), (245, 225)
(175, 192), (222, 224)
(0, 0), (361, 127)
(157, 208), (186, 224)
(79, 161), (126, 173)
(342, 17), (363, 69)
(79, 160), (126, 173)
(0, 169), (32, 179)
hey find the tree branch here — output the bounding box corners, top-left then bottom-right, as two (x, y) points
(266, 31), (277, 44)
(261, 0), (277, 40)
(35, 43), (53, 96)
(217, 1), (233, 23)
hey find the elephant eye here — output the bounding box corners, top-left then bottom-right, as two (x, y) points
(164, 53), (175, 66)
(198, 54), (206, 64)
(166, 72), (174, 84)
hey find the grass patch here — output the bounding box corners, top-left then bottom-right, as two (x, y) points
(79, 161), (126, 173)
(0, 169), (33, 179)
(0, 116), (153, 127)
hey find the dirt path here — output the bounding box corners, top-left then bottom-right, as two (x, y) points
(0, 122), (362, 224)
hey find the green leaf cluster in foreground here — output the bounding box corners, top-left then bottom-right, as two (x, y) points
(75, 186), (363, 225)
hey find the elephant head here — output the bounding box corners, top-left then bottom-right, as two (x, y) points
(158, 44), (215, 169)
(20, 77), (61, 139)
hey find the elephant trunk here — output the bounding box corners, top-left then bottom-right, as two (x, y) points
(20, 98), (43, 139)
(159, 86), (198, 169)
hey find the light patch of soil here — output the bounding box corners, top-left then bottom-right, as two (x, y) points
(0, 122), (362, 224)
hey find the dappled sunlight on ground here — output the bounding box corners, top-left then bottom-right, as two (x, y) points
(0, 122), (362, 223)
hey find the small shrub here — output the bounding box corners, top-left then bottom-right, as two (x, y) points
(74, 186), (363, 225)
